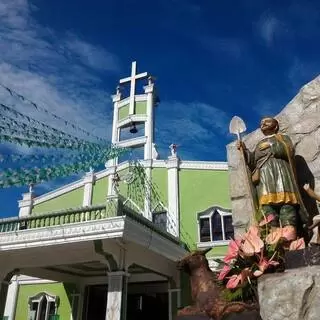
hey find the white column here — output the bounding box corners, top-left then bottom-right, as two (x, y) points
(167, 156), (180, 237)
(144, 164), (152, 221)
(83, 170), (95, 206)
(0, 272), (11, 320)
(111, 89), (121, 145)
(107, 90), (122, 198)
(18, 191), (34, 218)
(105, 272), (129, 320)
(143, 79), (155, 160)
(3, 275), (18, 320)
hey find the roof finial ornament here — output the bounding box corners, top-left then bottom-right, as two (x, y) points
(169, 143), (178, 158)
(148, 76), (154, 85)
(28, 183), (34, 194)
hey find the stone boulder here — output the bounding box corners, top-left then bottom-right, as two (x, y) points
(227, 76), (320, 235)
(258, 266), (320, 320)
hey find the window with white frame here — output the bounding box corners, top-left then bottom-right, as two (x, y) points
(197, 207), (234, 245)
(28, 292), (59, 320)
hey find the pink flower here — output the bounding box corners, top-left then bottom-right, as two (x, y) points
(223, 239), (241, 264)
(226, 268), (250, 289)
(253, 252), (279, 277)
(282, 226), (297, 242)
(226, 274), (241, 289)
(241, 226), (264, 256)
(289, 238), (305, 251)
(218, 265), (231, 280)
(259, 214), (276, 227)
(265, 227), (283, 245)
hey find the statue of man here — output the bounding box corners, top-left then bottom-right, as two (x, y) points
(237, 117), (308, 242)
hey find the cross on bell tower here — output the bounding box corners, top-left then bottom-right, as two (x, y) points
(119, 61), (149, 115)
(107, 61), (159, 198)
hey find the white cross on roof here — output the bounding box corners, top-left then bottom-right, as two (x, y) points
(119, 61), (149, 115)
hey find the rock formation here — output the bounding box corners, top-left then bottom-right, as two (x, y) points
(258, 266), (320, 320)
(227, 76), (320, 236)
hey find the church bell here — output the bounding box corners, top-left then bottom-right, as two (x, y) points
(129, 122), (138, 134)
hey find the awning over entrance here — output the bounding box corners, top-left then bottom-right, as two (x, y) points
(0, 211), (187, 280)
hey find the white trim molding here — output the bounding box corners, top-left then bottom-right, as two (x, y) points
(179, 161), (228, 170)
(117, 115), (148, 129)
(197, 240), (230, 249)
(0, 215), (187, 262)
(117, 94), (148, 108)
(0, 217), (125, 251)
(30, 160), (228, 209)
(114, 136), (147, 148)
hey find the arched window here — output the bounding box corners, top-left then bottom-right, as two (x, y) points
(28, 292), (59, 320)
(197, 206), (234, 246)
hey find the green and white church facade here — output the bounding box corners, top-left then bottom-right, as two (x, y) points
(0, 62), (233, 320)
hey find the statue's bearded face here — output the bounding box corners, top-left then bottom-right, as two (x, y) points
(260, 117), (279, 135)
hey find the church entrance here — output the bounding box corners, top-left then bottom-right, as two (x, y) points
(127, 292), (168, 320)
(127, 281), (169, 320)
(83, 282), (169, 320)
(84, 284), (108, 320)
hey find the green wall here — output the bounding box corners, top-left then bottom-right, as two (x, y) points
(151, 168), (168, 207)
(15, 283), (76, 320)
(118, 167), (130, 198)
(118, 101), (147, 121)
(135, 101), (147, 115)
(118, 104), (129, 120)
(92, 177), (108, 205)
(179, 169), (231, 255)
(32, 187), (84, 214)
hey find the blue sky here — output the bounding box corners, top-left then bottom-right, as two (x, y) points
(0, 0), (320, 217)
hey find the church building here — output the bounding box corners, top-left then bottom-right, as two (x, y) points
(0, 62), (233, 320)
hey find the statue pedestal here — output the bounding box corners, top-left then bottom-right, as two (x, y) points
(258, 264), (320, 320)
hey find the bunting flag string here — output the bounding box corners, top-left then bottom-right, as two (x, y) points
(0, 147), (128, 188)
(0, 133), (108, 152)
(0, 103), (105, 148)
(0, 125), (103, 153)
(0, 145), (126, 166)
(0, 83), (108, 143)
(0, 85), (129, 188)
(0, 105), (115, 152)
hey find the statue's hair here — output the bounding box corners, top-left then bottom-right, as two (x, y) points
(260, 116), (279, 133)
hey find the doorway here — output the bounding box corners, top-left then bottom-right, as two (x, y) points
(84, 285), (107, 320)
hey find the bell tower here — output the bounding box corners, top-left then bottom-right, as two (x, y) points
(107, 61), (159, 199)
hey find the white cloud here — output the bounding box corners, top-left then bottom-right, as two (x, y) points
(155, 101), (232, 160)
(0, 0), (118, 144)
(65, 34), (119, 72)
(257, 13), (282, 46)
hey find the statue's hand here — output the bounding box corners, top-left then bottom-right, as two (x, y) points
(303, 183), (310, 191)
(258, 142), (271, 151)
(236, 140), (246, 150)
